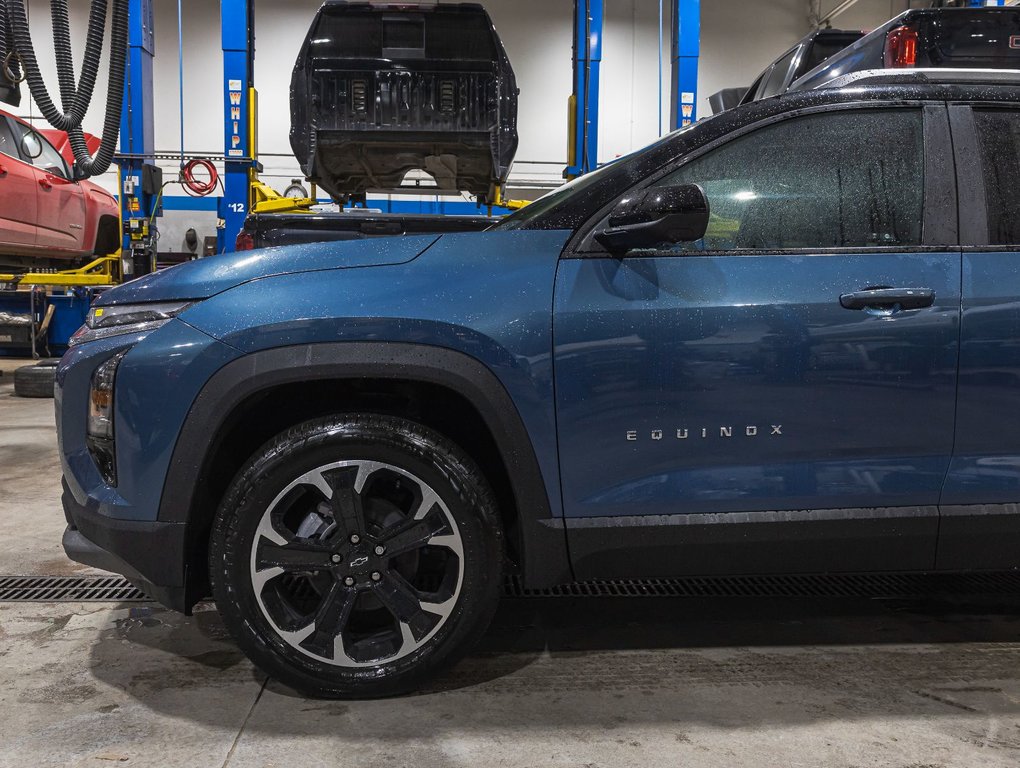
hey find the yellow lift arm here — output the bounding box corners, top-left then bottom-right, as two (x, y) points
(250, 179), (318, 214)
(0, 255), (121, 288)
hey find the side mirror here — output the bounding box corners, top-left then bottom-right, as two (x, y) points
(595, 183), (710, 255)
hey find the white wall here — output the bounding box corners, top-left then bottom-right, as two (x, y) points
(697, 0), (810, 121)
(832, 0), (912, 30)
(14, 0), (915, 248)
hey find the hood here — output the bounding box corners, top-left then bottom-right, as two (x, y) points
(97, 235), (440, 306)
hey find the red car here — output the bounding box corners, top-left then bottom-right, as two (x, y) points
(0, 107), (120, 271)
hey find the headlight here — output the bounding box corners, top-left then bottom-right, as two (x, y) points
(87, 350), (127, 486)
(69, 301), (193, 347)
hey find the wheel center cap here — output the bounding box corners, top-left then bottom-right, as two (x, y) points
(343, 543), (378, 575)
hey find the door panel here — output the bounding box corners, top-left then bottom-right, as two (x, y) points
(940, 106), (1020, 569)
(554, 105), (959, 578)
(944, 253), (1020, 506)
(33, 168), (87, 253)
(0, 119), (38, 251)
(9, 120), (86, 254)
(555, 253), (960, 578)
(555, 252), (961, 519)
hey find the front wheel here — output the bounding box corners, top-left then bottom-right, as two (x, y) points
(209, 414), (503, 698)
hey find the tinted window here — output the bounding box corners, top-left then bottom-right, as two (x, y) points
(758, 48), (798, 100)
(740, 72), (767, 105)
(795, 32), (864, 80)
(653, 109), (925, 251)
(973, 109), (1020, 246)
(313, 10), (495, 61)
(37, 139), (69, 179)
(313, 12), (383, 59)
(425, 14), (495, 60)
(383, 18), (424, 51)
(11, 121), (69, 179)
(917, 12), (1020, 67)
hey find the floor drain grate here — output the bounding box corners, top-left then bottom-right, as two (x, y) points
(0, 575), (149, 602)
(4, 572), (1020, 604)
(504, 572), (1020, 599)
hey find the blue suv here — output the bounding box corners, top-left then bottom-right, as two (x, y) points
(58, 71), (1020, 698)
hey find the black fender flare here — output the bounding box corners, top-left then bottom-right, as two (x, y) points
(158, 341), (571, 591)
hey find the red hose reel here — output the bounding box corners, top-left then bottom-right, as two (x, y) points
(180, 158), (218, 196)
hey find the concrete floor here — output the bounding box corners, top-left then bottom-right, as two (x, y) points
(4, 362), (1020, 767)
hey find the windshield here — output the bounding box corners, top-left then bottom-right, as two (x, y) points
(495, 130), (687, 231)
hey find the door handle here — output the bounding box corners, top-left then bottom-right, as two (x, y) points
(839, 288), (935, 311)
(0, 163), (7, 177)
(38, 177), (53, 191)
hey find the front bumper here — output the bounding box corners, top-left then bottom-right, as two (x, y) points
(61, 478), (193, 612)
(56, 317), (240, 613)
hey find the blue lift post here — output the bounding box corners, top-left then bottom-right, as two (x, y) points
(219, 0), (257, 253)
(118, 0), (157, 276)
(565, 0), (603, 178)
(671, 0), (700, 130)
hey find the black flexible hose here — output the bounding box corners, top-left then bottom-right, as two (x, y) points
(7, 0), (108, 131)
(1, 2), (22, 90)
(0, 2), (18, 87)
(69, 0), (128, 177)
(51, 0), (125, 176)
(4, 0), (127, 176)
(0, 3), (7, 67)
(51, 0), (108, 117)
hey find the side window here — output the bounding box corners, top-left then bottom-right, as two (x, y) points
(10, 121), (69, 179)
(758, 48), (798, 100)
(0, 119), (18, 159)
(740, 72), (767, 105)
(655, 109), (925, 251)
(972, 109), (1020, 246)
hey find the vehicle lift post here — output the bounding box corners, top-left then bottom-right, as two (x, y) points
(117, 0), (158, 277)
(219, 0), (258, 253)
(565, 0), (603, 179)
(671, 0), (700, 130)
(565, 1), (700, 179)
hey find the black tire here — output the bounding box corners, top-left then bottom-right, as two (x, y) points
(209, 414), (503, 699)
(13, 362), (57, 398)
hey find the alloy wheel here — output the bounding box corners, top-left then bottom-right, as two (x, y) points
(249, 460), (464, 667)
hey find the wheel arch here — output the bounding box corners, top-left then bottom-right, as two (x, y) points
(159, 342), (571, 608)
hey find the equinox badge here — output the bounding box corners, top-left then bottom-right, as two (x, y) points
(626, 425), (783, 441)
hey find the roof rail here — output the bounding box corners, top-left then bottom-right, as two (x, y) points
(815, 68), (1020, 90)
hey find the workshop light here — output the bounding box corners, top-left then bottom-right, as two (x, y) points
(87, 350), (127, 486)
(885, 25), (919, 68)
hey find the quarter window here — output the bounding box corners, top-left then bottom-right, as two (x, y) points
(0, 119), (18, 159)
(973, 109), (1020, 246)
(654, 109), (925, 252)
(758, 48), (797, 100)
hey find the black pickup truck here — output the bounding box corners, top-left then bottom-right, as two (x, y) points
(290, 1), (518, 207)
(236, 1), (516, 251)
